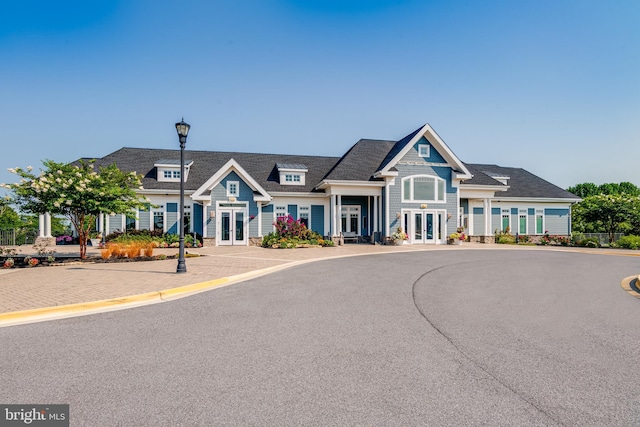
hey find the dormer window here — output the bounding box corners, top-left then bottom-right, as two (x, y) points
(277, 163), (307, 186)
(155, 159), (193, 182)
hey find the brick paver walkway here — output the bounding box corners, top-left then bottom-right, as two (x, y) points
(0, 243), (469, 313)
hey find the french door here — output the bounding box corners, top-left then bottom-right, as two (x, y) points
(217, 203), (248, 246)
(406, 210), (444, 244)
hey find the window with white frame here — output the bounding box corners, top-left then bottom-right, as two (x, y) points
(402, 175), (445, 202)
(519, 210), (527, 234)
(340, 206), (360, 234)
(418, 144), (430, 158)
(536, 210), (544, 234)
(227, 181), (239, 197)
(163, 170), (172, 179)
(299, 206), (310, 228)
(173, 170), (181, 179)
(153, 211), (164, 231)
(501, 209), (510, 232)
(275, 205), (288, 221)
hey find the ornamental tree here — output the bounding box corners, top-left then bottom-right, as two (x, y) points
(572, 194), (640, 243)
(3, 160), (148, 259)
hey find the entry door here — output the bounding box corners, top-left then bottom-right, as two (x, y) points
(218, 208), (247, 246)
(411, 211), (436, 244)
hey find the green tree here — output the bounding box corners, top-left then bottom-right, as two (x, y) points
(0, 199), (21, 229)
(567, 182), (599, 198)
(4, 160), (148, 259)
(572, 194), (640, 243)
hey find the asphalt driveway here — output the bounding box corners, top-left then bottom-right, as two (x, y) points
(1, 249), (639, 425)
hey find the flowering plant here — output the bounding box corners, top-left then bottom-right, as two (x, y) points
(3, 258), (14, 268)
(391, 227), (408, 240)
(56, 235), (73, 243)
(24, 256), (39, 267)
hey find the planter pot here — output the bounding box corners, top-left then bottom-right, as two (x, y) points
(90, 239), (102, 247)
(454, 240), (462, 245)
(393, 238), (405, 246)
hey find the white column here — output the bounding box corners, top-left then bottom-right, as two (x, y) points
(257, 201), (262, 237)
(373, 196), (379, 233)
(38, 214), (45, 237)
(384, 182), (390, 237)
(468, 203), (474, 236)
(330, 195), (336, 236)
(44, 212), (52, 237)
(98, 213), (104, 234)
(337, 195), (342, 234)
(483, 198), (492, 236)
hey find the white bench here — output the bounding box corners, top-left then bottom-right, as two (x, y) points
(342, 232), (359, 244)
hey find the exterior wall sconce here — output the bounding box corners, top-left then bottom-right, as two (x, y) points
(420, 204), (427, 209)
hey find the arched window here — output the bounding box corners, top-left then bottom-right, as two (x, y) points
(402, 175), (446, 202)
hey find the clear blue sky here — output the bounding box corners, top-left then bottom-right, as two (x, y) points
(1, 0), (638, 196)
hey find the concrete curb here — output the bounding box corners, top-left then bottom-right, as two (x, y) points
(620, 275), (640, 299)
(0, 247), (432, 328)
(2, 246), (638, 327)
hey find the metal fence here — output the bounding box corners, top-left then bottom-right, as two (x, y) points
(0, 228), (38, 246)
(580, 233), (624, 244)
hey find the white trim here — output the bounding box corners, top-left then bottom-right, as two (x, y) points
(418, 144), (430, 158)
(191, 158), (271, 202)
(226, 181), (239, 197)
(401, 174), (447, 203)
(377, 124), (472, 179)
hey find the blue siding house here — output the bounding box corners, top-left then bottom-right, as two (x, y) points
(91, 123), (580, 245)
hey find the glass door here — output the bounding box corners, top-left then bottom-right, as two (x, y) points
(410, 210), (438, 244)
(218, 207), (247, 246)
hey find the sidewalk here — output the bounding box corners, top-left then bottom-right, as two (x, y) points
(0, 243), (469, 317)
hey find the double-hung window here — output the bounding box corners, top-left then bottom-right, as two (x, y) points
(402, 175), (445, 202)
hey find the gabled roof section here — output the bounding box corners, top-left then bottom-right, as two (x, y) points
(376, 124), (472, 179)
(92, 147), (339, 193)
(464, 164), (580, 200)
(322, 139), (396, 182)
(192, 158), (270, 201)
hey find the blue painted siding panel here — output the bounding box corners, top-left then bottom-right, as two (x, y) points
(262, 204), (274, 235)
(288, 205), (298, 219)
(528, 208), (535, 215)
(414, 136), (447, 163)
(193, 203), (203, 235)
(492, 208), (500, 215)
(311, 205), (324, 235)
(511, 208), (518, 215)
(206, 205), (215, 237)
(545, 208), (570, 234)
(167, 203), (178, 234)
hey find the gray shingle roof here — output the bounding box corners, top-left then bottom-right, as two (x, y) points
(464, 164), (579, 199)
(93, 147), (339, 193)
(323, 139), (396, 181)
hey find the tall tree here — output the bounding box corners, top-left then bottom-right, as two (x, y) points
(4, 160), (148, 259)
(567, 182), (599, 198)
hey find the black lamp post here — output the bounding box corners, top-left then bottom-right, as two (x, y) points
(175, 118), (190, 274)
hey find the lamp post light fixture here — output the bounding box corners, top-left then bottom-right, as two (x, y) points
(175, 118), (190, 274)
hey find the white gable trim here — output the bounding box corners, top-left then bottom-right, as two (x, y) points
(378, 124), (472, 180)
(191, 158), (271, 202)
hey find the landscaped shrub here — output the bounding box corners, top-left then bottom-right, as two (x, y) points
(496, 233), (516, 244)
(262, 215), (333, 248)
(125, 243), (142, 259)
(143, 243), (154, 257)
(615, 235), (640, 250)
(577, 237), (600, 248)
